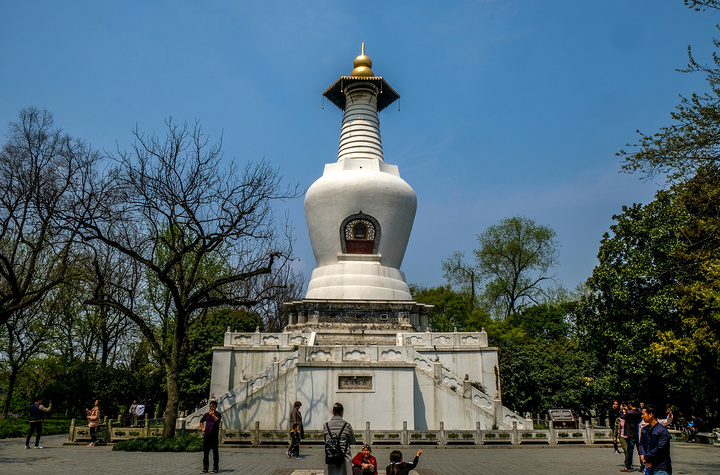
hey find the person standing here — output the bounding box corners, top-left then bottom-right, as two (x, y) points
(26, 397), (52, 449)
(135, 400), (145, 426)
(620, 401), (642, 472)
(200, 400), (221, 473)
(609, 400), (622, 454)
(638, 404), (672, 475)
(324, 402), (356, 475)
(129, 400), (138, 427)
(658, 405), (673, 428)
(290, 400), (304, 439)
(85, 400), (101, 447)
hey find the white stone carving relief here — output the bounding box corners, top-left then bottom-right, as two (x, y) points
(414, 358), (432, 372)
(473, 394), (493, 409)
(380, 349), (402, 361)
(461, 335), (479, 345)
(433, 336), (450, 345)
(233, 335), (252, 346)
(344, 350), (368, 361)
(310, 350), (331, 362)
(262, 336), (280, 345)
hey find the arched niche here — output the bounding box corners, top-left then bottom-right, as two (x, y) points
(340, 212), (381, 254)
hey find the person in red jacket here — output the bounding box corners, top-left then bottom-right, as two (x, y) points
(352, 444), (378, 474)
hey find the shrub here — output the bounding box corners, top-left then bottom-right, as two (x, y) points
(462, 433), (473, 439)
(448, 433), (459, 439)
(536, 433), (547, 438)
(388, 433), (399, 439)
(373, 434), (385, 439)
(113, 435), (202, 452)
(521, 432), (533, 438)
(0, 418), (72, 439)
(411, 433), (422, 439)
(558, 432), (569, 438)
(262, 432), (273, 438)
(484, 433), (496, 439)
(572, 432), (583, 438)
(499, 433), (510, 439)
(425, 433), (436, 439)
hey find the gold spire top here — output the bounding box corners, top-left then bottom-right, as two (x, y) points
(351, 42), (374, 77)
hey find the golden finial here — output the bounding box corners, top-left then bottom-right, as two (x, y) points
(351, 42), (374, 77)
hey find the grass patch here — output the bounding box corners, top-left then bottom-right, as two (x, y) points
(113, 434), (202, 452)
(0, 417), (72, 439)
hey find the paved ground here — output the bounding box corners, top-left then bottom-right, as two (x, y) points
(2, 434), (719, 474)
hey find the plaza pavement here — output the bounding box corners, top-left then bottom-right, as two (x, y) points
(1, 434), (719, 474)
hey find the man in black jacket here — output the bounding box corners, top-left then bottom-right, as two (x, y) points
(26, 397), (52, 449)
(639, 404), (672, 475)
(620, 401), (642, 472)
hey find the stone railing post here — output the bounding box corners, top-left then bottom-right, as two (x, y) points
(69, 418), (76, 442)
(463, 380), (471, 399)
(439, 421), (446, 446)
(144, 413), (150, 437)
(512, 421), (519, 445)
(108, 420), (113, 443)
(433, 361), (442, 383)
(365, 421), (371, 447)
(475, 421), (482, 446)
(402, 421), (408, 446)
(253, 421), (260, 447)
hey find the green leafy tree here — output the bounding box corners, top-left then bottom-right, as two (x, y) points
(612, 5), (720, 419)
(487, 300), (593, 418)
(179, 308), (262, 409)
(410, 285), (490, 332)
(441, 251), (477, 309)
(445, 216), (559, 319)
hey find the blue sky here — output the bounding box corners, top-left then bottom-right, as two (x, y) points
(2, 1), (718, 293)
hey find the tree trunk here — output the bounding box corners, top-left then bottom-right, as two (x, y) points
(1, 366), (19, 419)
(162, 328), (183, 438)
(163, 367), (180, 438)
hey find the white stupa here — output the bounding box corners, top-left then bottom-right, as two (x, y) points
(305, 44), (415, 301)
(194, 46), (526, 436)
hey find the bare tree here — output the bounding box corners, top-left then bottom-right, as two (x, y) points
(0, 107), (97, 327)
(74, 119), (298, 437)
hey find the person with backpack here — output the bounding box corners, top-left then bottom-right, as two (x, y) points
(323, 402), (356, 475)
(26, 397), (52, 449)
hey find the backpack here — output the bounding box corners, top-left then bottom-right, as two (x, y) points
(29, 404), (41, 422)
(324, 422), (347, 465)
